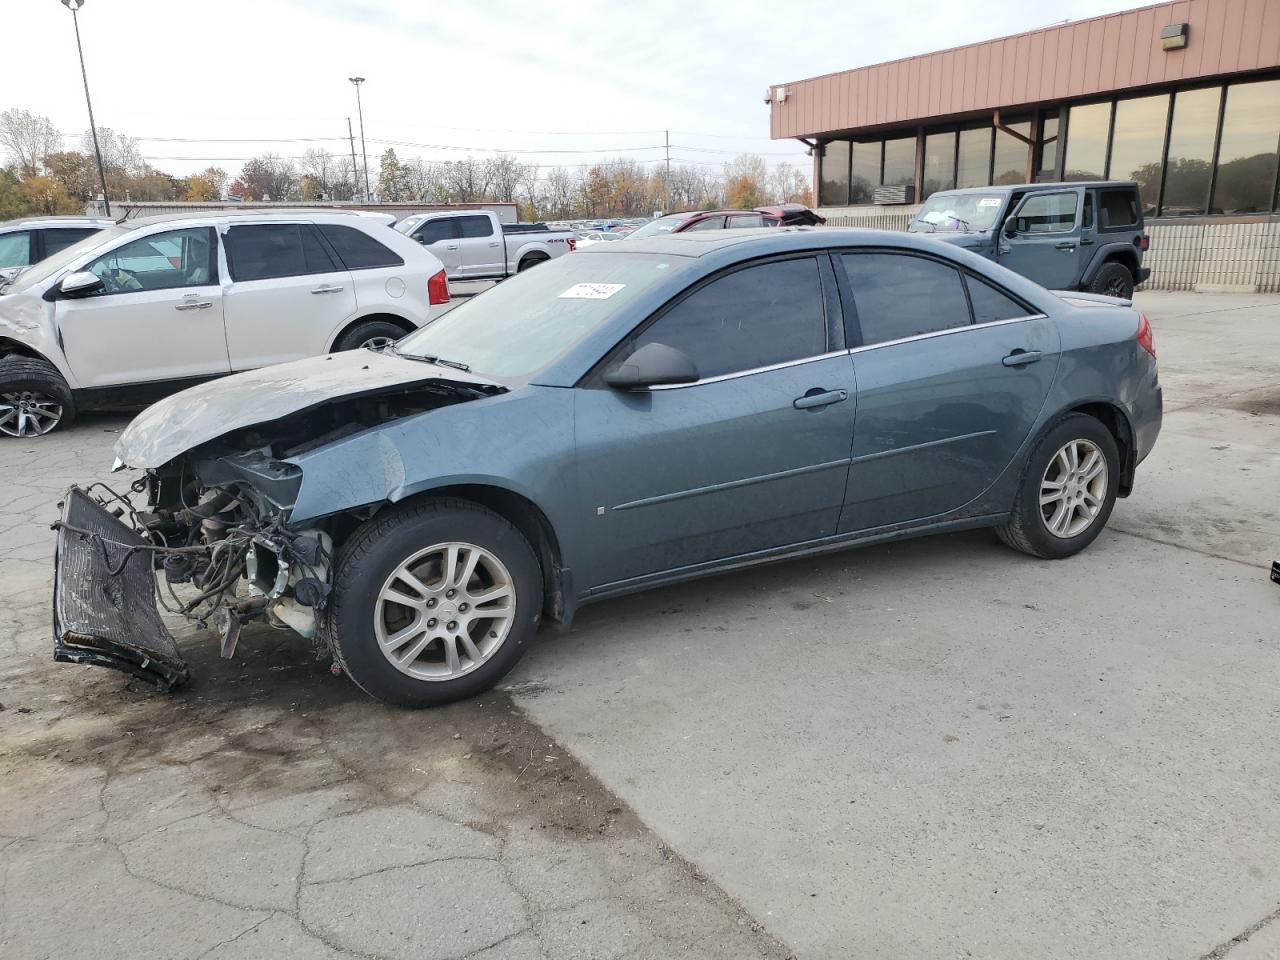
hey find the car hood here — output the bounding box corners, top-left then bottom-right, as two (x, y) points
(115, 349), (504, 469)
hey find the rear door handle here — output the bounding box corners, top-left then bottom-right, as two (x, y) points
(445, 244), (459, 251)
(174, 298), (212, 311)
(793, 388), (848, 410)
(1055, 241), (1076, 251)
(1003, 349), (1043, 367)
(488, 241), (501, 247)
(1079, 237), (1095, 245)
(310, 284), (344, 294)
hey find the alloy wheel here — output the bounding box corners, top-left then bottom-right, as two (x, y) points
(361, 336), (397, 350)
(0, 391), (63, 437)
(1039, 438), (1108, 539)
(374, 542), (516, 681)
(1105, 277), (1128, 297)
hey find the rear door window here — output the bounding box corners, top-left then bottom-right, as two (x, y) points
(225, 223), (336, 281)
(42, 228), (101, 258)
(628, 257), (827, 379)
(726, 214), (765, 228)
(683, 216), (727, 232)
(317, 224), (403, 269)
(964, 275), (1033, 324)
(1098, 189), (1140, 228)
(459, 215), (494, 238)
(841, 252), (971, 345)
(0, 231), (31, 269)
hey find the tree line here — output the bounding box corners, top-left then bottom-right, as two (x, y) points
(0, 108), (812, 222)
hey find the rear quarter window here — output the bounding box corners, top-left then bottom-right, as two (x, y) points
(1098, 189), (1140, 229)
(317, 224), (405, 269)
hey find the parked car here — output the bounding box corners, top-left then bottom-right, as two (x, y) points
(0, 216), (114, 283)
(573, 231), (624, 249)
(908, 181), (1151, 299)
(626, 205), (825, 240)
(54, 227), (1161, 705)
(393, 210), (575, 283)
(0, 211), (449, 438)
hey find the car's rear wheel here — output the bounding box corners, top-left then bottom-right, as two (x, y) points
(0, 356), (75, 438)
(517, 253), (548, 272)
(997, 413), (1119, 559)
(334, 320), (407, 352)
(1089, 262), (1135, 299)
(323, 498), (542, 707)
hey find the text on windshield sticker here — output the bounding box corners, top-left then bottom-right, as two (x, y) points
(559, 283), (626, 299)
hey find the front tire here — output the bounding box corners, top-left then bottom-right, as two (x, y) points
(323, 498), (542, 708)
(1089, 262), (1135, 299)
(0, 356), (75, 438)
(997, 413), (1119, 559)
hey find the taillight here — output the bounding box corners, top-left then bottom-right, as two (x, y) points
(567, 237), (577, 252)
(427, 269), (450, 305)
(1136, 312), (1155, 357)
(1139, 234), (1150, 251)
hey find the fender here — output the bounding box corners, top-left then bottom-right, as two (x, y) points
(1080, 242), (1139, 285)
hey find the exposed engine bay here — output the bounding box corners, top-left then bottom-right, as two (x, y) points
(53, 377), (502, 688)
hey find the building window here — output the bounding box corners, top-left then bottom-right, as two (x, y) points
(882, 136), (916, 187)
(1211, 79), (1280, 215)
(1064, 101), (1112, 180)
(993, 116), (1031, 184)
(1161, 86), (1221, 216)
(1108, 93), (1170, 215)
(1037, 112), (1061, 180)
(922, 131), (956, 199)
(956, 126), (992, 188)
(819, 140), (851, 206)
(851, 140), (879, 203)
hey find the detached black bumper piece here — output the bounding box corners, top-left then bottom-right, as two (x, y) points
(53, 487), (190, 690)
(1271, 560), (1280, 585)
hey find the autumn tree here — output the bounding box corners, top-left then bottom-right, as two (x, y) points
(238, 154), (298, 201)
(484, 153), (530, 204)
(0, 109), (62, 179)
(378, 148), (410, 201)
(44, 151), (97, 201)
(21, 176), (77, 215)
(768, 162), (813, 205)
(444, 156), (491, 202)
(723, 154), (769, 209)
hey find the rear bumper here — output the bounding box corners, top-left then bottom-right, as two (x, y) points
(1137, 267), (1151, 283)
(53, 487), (189, 690)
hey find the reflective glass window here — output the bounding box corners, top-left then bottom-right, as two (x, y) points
(1108, 93), (1169, 214)
(850, 141), (880, 203)
(957, 126), (992, 187)
(1064, 101), (1112, 181)
(819, 140), (850, 206)
(882, 136), (916, 187)
(922, 131), (956, 199)
(1211, 79), (1280, 214)
(1161, 86), (1221, 216)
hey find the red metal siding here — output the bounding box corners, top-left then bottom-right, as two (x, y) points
(771, 0), (1280, 139)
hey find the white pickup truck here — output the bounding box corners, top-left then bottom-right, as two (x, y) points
(393, 210), (575, 285)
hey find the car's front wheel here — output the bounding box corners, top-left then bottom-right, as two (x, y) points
(997, 413), (1120, 560)
(324, 498), (542, 707)
(0, 356), (75, 438)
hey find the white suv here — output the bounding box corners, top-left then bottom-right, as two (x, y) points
(0, 216), (114, 283)
(0, 211), (449, 438)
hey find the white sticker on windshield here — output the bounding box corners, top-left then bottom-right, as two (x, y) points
(559, 283), (626, 300)
(978, 197), (1002, 207)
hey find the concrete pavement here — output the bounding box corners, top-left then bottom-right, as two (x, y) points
(1, 290), (1276, 959)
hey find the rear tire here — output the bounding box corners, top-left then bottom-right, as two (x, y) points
(997, 413), (1119, 560)
(323, 497), (542, 708)
(517, 254), (549, 273)
(1088, 262), (1135, 299)
(0, 356), (75, 438)
(334, 320), (407, 352)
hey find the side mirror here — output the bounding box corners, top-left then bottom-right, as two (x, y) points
(1003, 215), (1019, 239)
(59, 271), (105, 298)
(605, 342), (699, 391)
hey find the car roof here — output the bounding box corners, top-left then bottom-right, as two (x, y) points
(589, 226), (989, 258)
(118, 210), (398, 229)
(934, 180), (1139, 195)
(0, 215), (115, 230)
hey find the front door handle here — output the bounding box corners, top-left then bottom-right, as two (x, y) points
(174, 298), (212, 311)
(445, 244), (459, 251)
(1003, 349), (1043, 367)
(488, 241), (501, 247)
(1055, 241), (1076, 251)
(310, 284), (344, 294)
(793, 388), (848, 410)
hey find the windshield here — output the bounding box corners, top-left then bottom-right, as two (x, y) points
(624, 214), (687, 241)
(5, 223), (132, 293)
(394, 215), (424, 235)
(908, 193), (1006, 233)
(394, 252), (681, 379)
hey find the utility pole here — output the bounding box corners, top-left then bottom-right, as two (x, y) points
(664, 129), (671, 214)
(62, 0), (110, 217)
(348, 77), (371, 200)
(347, 117), (359, 202)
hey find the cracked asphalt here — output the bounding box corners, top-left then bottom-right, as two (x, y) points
(1, 291), (1277, 959)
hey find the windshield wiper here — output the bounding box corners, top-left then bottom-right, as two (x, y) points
(392, 348), (471, 373)
(950, 217), (972, 232)
(912, 220), (937, 233)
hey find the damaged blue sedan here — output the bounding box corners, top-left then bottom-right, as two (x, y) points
(53, 228), (1162, 707)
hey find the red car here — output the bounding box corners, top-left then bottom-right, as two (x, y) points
(625, 204), (825, 240)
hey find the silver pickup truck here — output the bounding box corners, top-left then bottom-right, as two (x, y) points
(393, 210), (575, 284)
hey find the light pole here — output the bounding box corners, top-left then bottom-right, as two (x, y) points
(348, 77), (371, 201)
(62, 0), (111, 216)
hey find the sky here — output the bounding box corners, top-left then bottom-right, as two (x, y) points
(7, 0), (1154, 184)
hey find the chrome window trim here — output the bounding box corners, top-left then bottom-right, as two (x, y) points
(848, 313), (1048, 355)
(647, 350), (851, 390)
